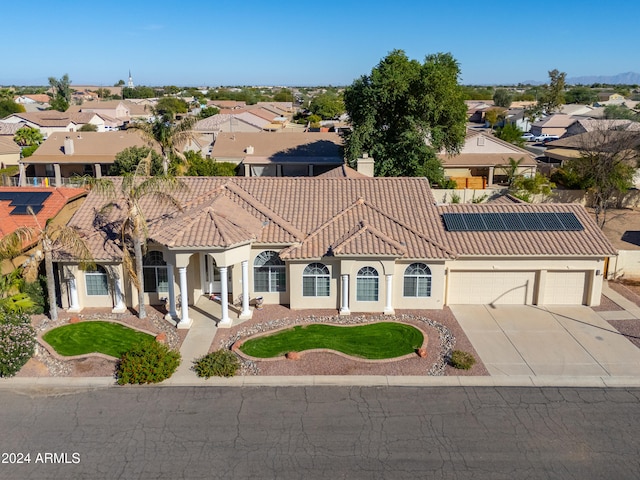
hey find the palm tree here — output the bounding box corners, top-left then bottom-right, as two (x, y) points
(497, 157), (524, 186)
(13, 127), (43, 147)
(1, 218), (93, 321)
(130, 113), (197, 175)
(90, 155), (185, 319)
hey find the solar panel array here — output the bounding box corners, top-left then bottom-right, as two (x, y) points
(441, 212), (584, 232)
(0, 191), (52, 215)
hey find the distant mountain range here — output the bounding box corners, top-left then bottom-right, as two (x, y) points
(522, 72), (640, 86)
(566, 72), (640, 85)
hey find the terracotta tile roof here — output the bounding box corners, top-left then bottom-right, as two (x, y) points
(66, 177), (615, 262)
(437, 202), (616, 256)
(0, 186), (87, 250)
(315, 165), (367, 178)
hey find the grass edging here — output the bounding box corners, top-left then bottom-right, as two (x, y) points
(233, 321), (429, 363)
(38, 319), (158, 362)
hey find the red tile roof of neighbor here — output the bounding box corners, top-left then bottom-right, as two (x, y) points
(0, 186), (87, 249)
(66, 177), (616, 262)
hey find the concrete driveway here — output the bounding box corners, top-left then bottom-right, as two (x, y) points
(450, 305), (640, 376)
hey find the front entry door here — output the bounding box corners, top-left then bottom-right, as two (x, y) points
(202, 255), (233, 297)
(203, 255), (221, 294)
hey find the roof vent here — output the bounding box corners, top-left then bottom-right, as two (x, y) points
(246, 145), (254, 155)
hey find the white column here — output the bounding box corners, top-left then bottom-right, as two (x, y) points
(340, 274), (350, 315)
(240, 260), (251, 318)
(112, 272), (126, 313)
(384, 274), (394, 315)
(19, 163), (26, 186)
(166, 264), (177, 320)
(177, 266), (192, 329)
(487, 166), (494, 186)
(53, 164), (62, 187)
(68, 277), (80, 312)
(219, 266), (231, 326)
(94, 163), (102, 178)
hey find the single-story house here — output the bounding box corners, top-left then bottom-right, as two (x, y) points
(0, 136), (20, 170)
(211, 131), (345, 177)
(57, 176), (615, 328)
(19, 130), (149, 186)
(438, 129), (537, 188)
(530, 114), (576, 138)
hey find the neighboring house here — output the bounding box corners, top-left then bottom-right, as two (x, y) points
(502, 108), (531, 132)
(19, 130), (148, 187)
(0, 186), (87, 275)
(466, 101), (494, 123)
(57, 176), (615, 327)
(544, 131), (640, 187)
(14, 94), (51, 105)
(530, 113), (576, 138)
(195, 112), (268, 135)
(438, 129), (537, 188)
(0, 136), (20, 170)
(211, 131), (345, 177)
(1, 111), (78, 137)
(0, 121), (27, 137)
(67, 99), (153, 123)
(564, 119), (640, 137)
(560, 104), (596, 117)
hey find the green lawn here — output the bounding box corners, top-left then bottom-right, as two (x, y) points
(239, 322), (424, 359)
(42, 321), (154, 358)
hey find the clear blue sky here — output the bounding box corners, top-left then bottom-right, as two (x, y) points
(5, 0), (639, 87)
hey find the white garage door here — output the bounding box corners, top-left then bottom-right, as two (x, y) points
(448, 271), (536, 305)
(543, 271), (587, 305)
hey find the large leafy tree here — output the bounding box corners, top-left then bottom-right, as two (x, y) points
(48, 74), (72, 112)
(155, 97), (189, 118)
(0, 99), (25, 118)
(309, 91), (344, 119)
(534, 69), (566, 116)
(109, 146), (164, 176)
(183, 151), (236, 176)
(495, 124), (525, 147)
(561, 129), (640, 227)
(343, 50), (467, 180)
(493, 88), (512, 108)
(565, 86), (597, 105)
(92, 156), (185, 319)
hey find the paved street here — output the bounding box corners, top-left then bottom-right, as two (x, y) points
(1, 386), (639, 479)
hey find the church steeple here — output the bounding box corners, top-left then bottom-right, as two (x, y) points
(127, 70), (134, 88)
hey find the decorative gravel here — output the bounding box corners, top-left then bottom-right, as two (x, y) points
(17, 307), (186, 378)
(212, 307), (489, 377)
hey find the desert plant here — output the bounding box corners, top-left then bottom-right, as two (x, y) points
(448, 350), (476, 370)
(116, 339), (181, 385)
(193, 349), (240, 378)
(449, 192), (461, 204)
(0, 309), (36, 377)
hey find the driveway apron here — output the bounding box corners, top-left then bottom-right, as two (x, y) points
(450, 305), (640, 377)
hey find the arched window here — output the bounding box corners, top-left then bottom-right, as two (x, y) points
(403, 263), (432, 297)
(303, 263), (330, 297)
(85, 265), (109, 296)
(143, 251), (168, 293)
(356, 266), (379, 301)
(254, 251), (286, 292)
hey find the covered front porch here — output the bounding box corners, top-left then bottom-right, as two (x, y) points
(164, 245), (254, 330)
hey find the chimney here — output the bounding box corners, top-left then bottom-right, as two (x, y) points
(356, 152), (374, 177)
(63, 136), (74, 155)
(246, 145), (254, 155)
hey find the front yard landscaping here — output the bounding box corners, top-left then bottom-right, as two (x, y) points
(238, 322), (424, 359)
(42, 321), (154, 358)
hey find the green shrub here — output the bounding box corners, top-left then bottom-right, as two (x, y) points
(116, 339), (181, 385)
(449, 350), (476, 370)
(193, 349), (239, 378)
(22, 278), (46, 314)
(0, 309), (36, 377)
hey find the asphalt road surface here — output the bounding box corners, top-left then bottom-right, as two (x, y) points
(1, 386), (639, 479)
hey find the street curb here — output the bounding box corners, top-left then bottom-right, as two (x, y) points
(2, 375), (640, 389)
